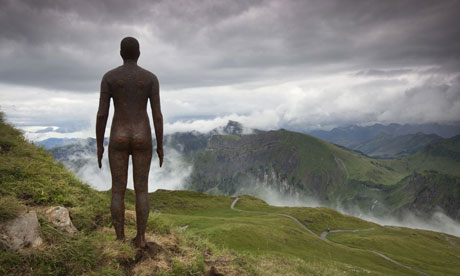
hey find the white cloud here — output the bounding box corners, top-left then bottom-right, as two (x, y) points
(2, 68), (460, 141)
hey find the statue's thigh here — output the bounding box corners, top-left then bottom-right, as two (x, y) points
(108, 147), (130, 192)
(131, 148), (152, 192)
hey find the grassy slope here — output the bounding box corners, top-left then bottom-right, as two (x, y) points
(0, 114), (244, 276)
(0, 113), (119, 275)
(0, 114), (110, 232)
(386, 135), (460, 177)
(191, 130), (409, 216)
(328, 228), (460, 276)
(278, 130), (407, 186)
(234, 195), (378, 235)
(261, 130), (460, 185)
(196, 130), (459, 188)
(192, 130), (407, 194)
(154, 192), (460, 276)
(351, 132), (442, 158)
(193, 130), (460, 218)
(1, 114), (459, 275)
(384, 170), (460, 219)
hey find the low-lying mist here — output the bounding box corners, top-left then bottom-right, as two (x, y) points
(245, 188), (460, 237)
(233, 185), (321, 207)
(64, 146), (192, 192)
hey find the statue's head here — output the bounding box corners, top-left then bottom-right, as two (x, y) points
(120, 37), (140, 61)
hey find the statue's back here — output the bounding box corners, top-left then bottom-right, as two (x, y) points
(102, 62), (157, 151)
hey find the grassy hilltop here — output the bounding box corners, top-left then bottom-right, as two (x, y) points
(1, 114), (460, 275)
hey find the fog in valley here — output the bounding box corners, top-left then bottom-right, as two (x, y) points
(63, 145), (192, 192)
(256, 188), (460, 237)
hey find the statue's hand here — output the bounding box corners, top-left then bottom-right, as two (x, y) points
(156, 147), (164, 168)
(97, 146), (104, 168)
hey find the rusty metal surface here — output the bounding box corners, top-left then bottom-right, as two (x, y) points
(96, 37), (163, 248)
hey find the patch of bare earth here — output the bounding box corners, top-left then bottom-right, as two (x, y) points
(130, 229), (251, 276)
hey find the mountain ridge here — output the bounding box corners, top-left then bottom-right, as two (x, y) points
(188, 127), (460, 222)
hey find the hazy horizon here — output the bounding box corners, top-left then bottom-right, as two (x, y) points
(1, 0), (460, 141)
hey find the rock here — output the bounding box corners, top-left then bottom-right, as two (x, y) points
(45, 206), (77, 233)
(0, 211), (43, 251)
(178, 225), (189, 231)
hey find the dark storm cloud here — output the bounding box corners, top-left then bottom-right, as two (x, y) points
(1, 0), (459, 92)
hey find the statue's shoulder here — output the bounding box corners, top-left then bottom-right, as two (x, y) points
(137, 66), (158, 81)
(102, 66), (123, 81)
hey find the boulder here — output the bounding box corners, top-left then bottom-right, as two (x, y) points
(0, 211), (43, 251)
(45, 206), (77, 233)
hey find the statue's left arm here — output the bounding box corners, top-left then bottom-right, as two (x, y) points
(96, 75), (111, 168)
(149, 74), (163, 167)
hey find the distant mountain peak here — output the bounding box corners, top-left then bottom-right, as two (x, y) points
(223, 120), (244, 136)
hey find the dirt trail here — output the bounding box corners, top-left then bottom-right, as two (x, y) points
(320, 230), (431, 276)
(319, 228), (374, 240)
(230, 197), (317, 236)
(231, 197), (432, 276)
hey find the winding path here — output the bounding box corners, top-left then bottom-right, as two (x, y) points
(231, 197), (432, 276)
(320, 228), (374, 240)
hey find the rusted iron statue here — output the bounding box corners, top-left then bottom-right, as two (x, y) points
(96, 37), (163, 248)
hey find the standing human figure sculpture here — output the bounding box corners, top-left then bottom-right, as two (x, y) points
(96, 37), (163, 248)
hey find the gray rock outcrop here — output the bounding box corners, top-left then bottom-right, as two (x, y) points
(45, 206), (77, 233)
(0, 211), (43, 251)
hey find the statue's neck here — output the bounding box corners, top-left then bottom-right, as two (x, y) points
(123, 59), (137, 65)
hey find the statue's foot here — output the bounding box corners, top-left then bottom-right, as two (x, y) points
(133, 235), (146, 248)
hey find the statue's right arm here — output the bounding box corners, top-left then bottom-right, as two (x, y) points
(96, 75), (111, 168)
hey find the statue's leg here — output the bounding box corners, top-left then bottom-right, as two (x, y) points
(108, 146), (129, 241)
(132, 147), (152, 248)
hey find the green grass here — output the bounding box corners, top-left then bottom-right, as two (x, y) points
(0, 196), (24, 223)
(328, 227), (460, 276)
(234, 195), (379, 235)
(279, 130), (407, 186)
(385, 170), (460, 215)
(385, 135), (460, 177)
(190, 130), (412, 215)
(146, 191), (460, 275)
(0, 114), (111, 233)
(156, 194), (429, 275)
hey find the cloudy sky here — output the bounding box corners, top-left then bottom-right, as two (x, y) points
(1, 0), (459, 141)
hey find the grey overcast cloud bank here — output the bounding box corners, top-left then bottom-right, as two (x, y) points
(0, 0), (460, 139)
